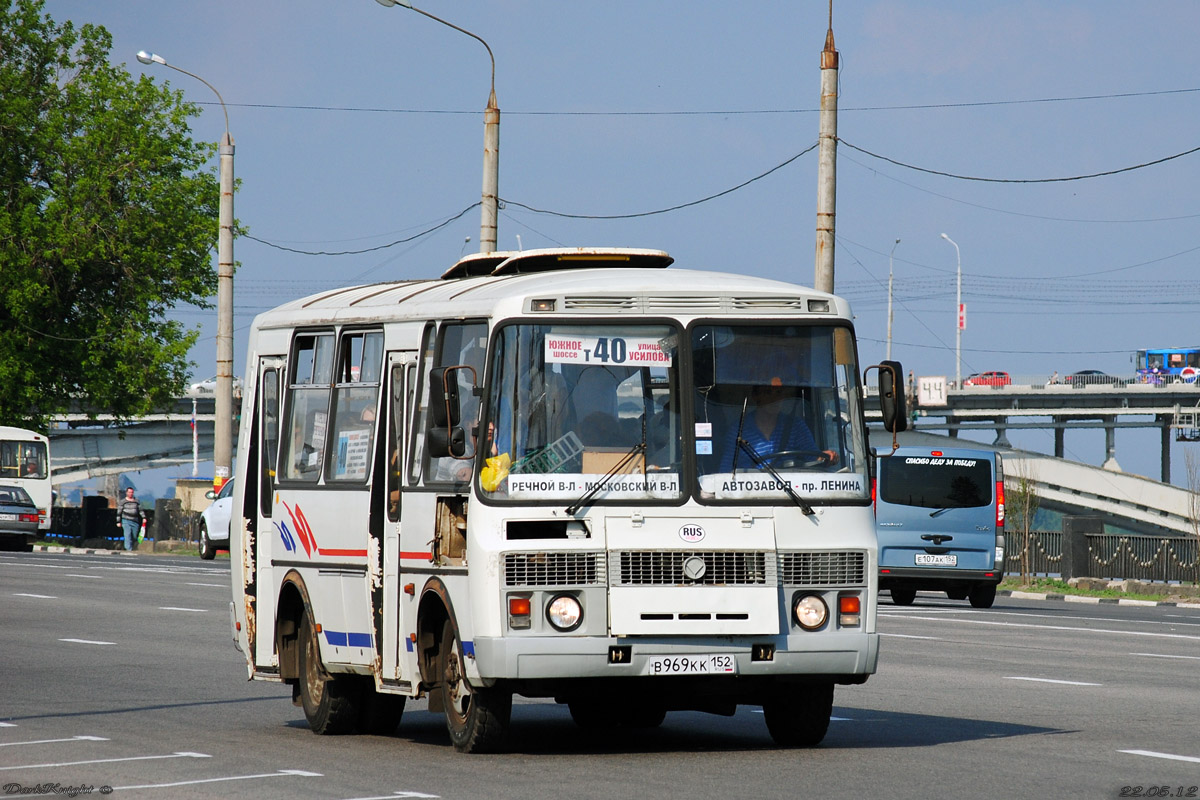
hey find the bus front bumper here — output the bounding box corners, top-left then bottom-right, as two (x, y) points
(471, 632), (878, 683)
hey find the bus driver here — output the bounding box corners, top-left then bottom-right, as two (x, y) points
(719, 376), (837, 471)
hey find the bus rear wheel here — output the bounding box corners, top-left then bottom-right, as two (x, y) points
(439, 619), (511, 753)
(890, 588), (916, 605)
(298, 612), (359, 735)
(762, 682), (834, 747)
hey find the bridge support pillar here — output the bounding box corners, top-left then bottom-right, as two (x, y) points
(1102, 422), (1121, 471)
(1053, 418), (1065, 458)
(1161, 415), (1172, 483)
(992, 417), (1012, 449)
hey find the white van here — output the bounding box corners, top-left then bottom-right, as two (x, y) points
(874, 447), (1004, 608)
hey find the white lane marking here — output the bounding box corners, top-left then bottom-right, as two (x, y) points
(13, 593), (56, 599)
(0, 723), (16, 727)
(112, 768), (322, 791)
(1130, 652), (1200, 660)
(158, 606), (206, 613)
(0, 751), (210, 771)
(889, 606), (1200, 628)
(341, 793), (441, 800)
(881, 633), (941, 640)
(0, 735), (108, 748)
(186, 582), (225, 587)
(1119, 749), (1200, 764)
(893, 615), (1200, 642)
(1005, 677), (1102, 686)
(66, 574), (103, 579)
(59, 638), (115, 646)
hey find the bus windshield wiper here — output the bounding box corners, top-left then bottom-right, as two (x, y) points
(565, 414), (649, 517)
(734, 438), (815, 516)
(929, 506), (954, 518)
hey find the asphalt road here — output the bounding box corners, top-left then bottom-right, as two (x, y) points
(2, 550), (1197, 799)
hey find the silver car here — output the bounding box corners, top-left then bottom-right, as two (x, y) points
(199, 478), (233, 560)
(0, 485), (40, 552)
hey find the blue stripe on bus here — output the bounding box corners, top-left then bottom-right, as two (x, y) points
(462, 641), (474, 657)
(322, 630), (373, 648)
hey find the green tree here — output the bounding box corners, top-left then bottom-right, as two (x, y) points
(0, 0), (218, 427)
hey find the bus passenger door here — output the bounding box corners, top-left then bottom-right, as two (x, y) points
(378, 351), (417, 684)
(248, 355), (284, 669)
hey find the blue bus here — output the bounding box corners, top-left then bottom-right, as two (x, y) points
(1135, 347), (1200, 384)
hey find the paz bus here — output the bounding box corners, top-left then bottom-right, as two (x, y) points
(0, 425), (52, 536)
(229, 247), (905, 753)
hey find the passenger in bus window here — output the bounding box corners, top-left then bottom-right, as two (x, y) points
(718, 377), (836, 471)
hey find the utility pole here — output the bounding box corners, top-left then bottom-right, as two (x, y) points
(814, 0), (839, 294)
(887, 239), (900, 361)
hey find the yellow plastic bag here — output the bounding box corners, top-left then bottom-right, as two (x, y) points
(480, 453), (511, 493)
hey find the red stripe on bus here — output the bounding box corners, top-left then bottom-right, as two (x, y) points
(317, 549), (369, 557)
(400, 551), (433, 560)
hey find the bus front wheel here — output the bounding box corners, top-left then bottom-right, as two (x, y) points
(762, 682), (834, 747)
(298, 612), (359, 735)
(439, 619), (511, 753)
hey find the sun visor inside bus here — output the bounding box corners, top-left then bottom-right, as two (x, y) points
(693, 327), (836, 399)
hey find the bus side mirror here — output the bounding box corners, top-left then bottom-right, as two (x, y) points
(429, 367), (462, 427)
(428, 426), (467, 459)
(874, 360), (908, 435)
(427, 365), (477, 459)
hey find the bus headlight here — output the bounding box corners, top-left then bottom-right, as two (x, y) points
(546, 594), (583, 632)
(793, 594), (828, 630)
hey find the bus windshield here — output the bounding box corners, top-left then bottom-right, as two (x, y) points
(482, 322), (683, 503)
(692, 323), (868, 503)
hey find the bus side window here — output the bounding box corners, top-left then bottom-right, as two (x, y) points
(259, 368), (279, 517)
(407, 324), (436, 485)
(282, 331), (334, 483)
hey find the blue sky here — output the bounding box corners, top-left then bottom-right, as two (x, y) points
(43, 1), (1200, 488)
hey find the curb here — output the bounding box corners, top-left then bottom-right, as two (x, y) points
(34, 545), (138, 556)
(1001, 589), (1200, 609)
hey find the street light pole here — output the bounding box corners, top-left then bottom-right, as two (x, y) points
(375, 0), (498, 254)
(137, 51), (235, 492)
(887, 238), (900, 361)
(940, 233), (962, 387)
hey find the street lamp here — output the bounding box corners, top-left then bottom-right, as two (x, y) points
(940, 233), (962, 387)
(137, 50), (235, 492)
(887, 238), (900, 361)
(374, 0), (499, 254)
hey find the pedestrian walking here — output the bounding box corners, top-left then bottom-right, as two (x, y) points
(117, 487), (145, 551)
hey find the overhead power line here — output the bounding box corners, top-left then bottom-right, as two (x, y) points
(840, 139), (1200, 184)
(202, 86), (1200, 117)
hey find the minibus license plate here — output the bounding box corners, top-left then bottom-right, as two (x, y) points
(0, 513), (16, 521)
(644, 654), (736, 676)
(915, 554), (957, 566)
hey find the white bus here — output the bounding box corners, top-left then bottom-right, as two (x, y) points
(0, 425), (53, 535)
(230, 248), (905, 753)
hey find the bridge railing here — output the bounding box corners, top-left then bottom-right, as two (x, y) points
(1003, 530), (1199, 584)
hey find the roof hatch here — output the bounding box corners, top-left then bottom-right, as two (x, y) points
(440, 247), (672, 280)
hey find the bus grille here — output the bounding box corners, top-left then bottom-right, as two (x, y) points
(779, 551), (867, 586)
(612, 551), (772, 586)
(504, 552), (606, 587)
